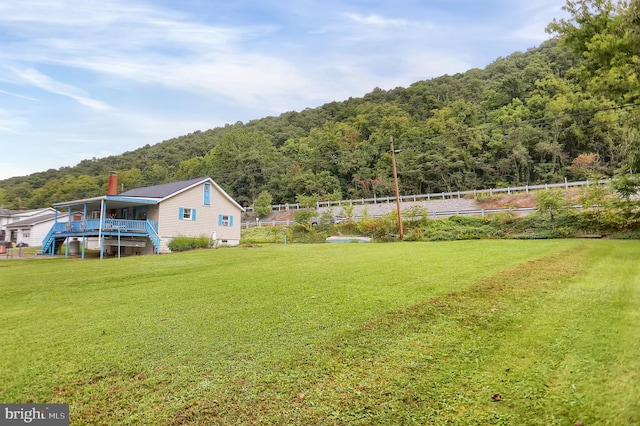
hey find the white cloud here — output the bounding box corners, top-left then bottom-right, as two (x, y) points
(508, 0), (567, 41)
(15, 68), (114, 111)
(0, 0), (571, 179)
(0, 107), (28, 134)
(0, 0), (301, 113)
(0, 88), (36, 101)
(343, 13), (410, 27)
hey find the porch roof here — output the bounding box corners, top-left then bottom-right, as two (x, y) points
(52, 195), (159, 211)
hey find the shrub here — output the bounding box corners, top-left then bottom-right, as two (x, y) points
(168, 235), (211, 252)
(253, 191), (273, 218)
(334, 220), (358, 236)
(608, 231), (640, 239)
(315, 210), (336, 232)
(294, 209), (317, 224)
(404, 227), (426, 241)
(241, 226), (287, 244)
(289, 223), (327, 243)
(356, 212), (397, 240)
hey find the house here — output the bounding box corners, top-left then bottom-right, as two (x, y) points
(5, 212), (65, 248)
(41, 174), (244, 258)
(1, 207), (59, 245)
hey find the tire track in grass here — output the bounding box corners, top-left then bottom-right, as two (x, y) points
(198, 246), (591, 425)
(159, 242), (639, 425)
(302, 247), (589, 425)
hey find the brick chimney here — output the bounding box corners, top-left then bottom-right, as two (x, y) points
(107, 172), (118, 195)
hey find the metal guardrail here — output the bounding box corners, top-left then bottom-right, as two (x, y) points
(244, 179), (609, 213)
(243, 206), (547, 228)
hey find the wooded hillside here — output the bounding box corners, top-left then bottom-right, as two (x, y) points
(1, 0), (638, 210)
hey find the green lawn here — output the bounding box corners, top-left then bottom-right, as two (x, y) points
(1, 240), (638, 425)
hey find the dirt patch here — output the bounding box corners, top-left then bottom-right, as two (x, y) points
(476, 189), (584, 210)
(264, 210), (296, 221)
(476, 193), (538, 209)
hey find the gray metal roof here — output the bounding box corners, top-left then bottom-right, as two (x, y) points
(51, 177), (244, 212)
(6, 212), (56, 228)
(119, 177), (207, 198)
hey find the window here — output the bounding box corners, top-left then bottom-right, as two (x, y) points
(179, 208), (196, 221)
(218, 214), (233, 227)
(134, 208), (147, 220)
(203, 183), (211, 206)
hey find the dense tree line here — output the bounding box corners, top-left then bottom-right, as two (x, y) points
(1, 0), (638, 210)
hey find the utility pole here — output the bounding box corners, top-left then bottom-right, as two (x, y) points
(390, 137), (404, 239)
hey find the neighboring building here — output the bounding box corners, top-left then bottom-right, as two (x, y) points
(1, 207), (59, 244)
(0, 208), (15, 242)
(5, 213), (59, 247)
(41, 175), (244, 258)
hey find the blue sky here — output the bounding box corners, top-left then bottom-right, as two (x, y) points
(0, 0), (567, 180)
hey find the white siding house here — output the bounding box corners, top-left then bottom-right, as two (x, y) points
(121, 177), (244, 249)
(1, 208), (60, 246)
(43, 176), (244, 258)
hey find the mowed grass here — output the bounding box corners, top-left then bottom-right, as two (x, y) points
(1, 240), (638, 425)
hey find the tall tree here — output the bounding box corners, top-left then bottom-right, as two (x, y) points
(548, 0), (639, 103)
(203, 128), (283, 205)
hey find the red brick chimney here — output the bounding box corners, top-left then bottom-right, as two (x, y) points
(107, 172), (118, 195)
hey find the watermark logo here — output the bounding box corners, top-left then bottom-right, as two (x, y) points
(1, 404), (68, 425)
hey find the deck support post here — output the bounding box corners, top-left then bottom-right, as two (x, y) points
(99, 200), (105, 259)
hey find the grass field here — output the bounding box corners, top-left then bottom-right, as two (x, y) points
(1, 240), (639, 425)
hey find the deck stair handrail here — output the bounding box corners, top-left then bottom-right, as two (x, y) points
(40, 222), (70, 255)
(145, 220), (161, 253)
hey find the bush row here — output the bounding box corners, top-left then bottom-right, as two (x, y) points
(167, 235), (212, 252)
(240, 206), (640, 245)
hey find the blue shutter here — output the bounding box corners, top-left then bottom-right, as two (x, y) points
(204, 183), (211, 206)
(179, 207), (184, 220)
(192, 209), (197, 221)
(229, 216), (234, 227)
(218, 214), (223, 226)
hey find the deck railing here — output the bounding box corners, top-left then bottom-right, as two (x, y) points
(41, 219), (160, 255)
(57, 219), (158, 233)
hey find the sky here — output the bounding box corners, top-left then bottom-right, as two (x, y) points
(0, 0), (569, 180)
